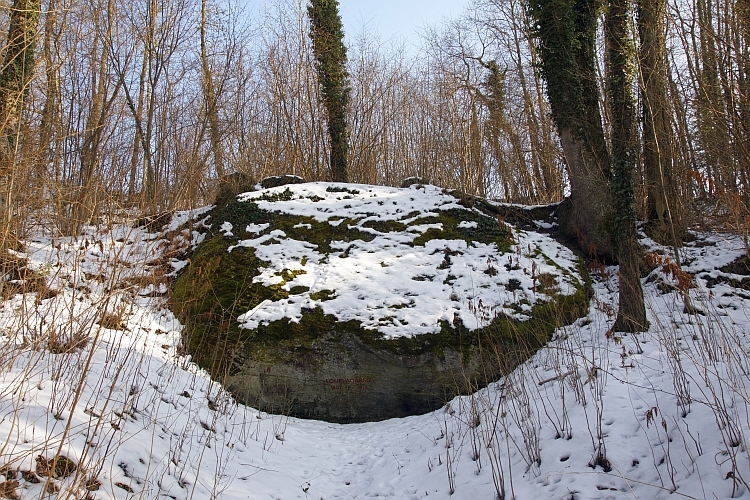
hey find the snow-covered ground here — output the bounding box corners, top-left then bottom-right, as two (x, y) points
(0, 187), (748, 499)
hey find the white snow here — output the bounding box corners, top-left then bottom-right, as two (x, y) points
(245, 223), (269, 234)
(220, 221), (234, 237)
(234, 183), (581, 336)
(0, 187), (748, 499)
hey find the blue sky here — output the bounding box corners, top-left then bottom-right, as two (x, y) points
(338, 0), (468, 45)
(245, 0), (468, 48)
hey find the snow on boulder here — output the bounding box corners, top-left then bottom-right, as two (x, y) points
(170, 182), (589, 422)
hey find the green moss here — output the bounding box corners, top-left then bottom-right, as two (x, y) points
(361, 219), (407, 233)
(236, 264), (590, 366)
(170, 234), (275, 374)
(210, 195), (379, 257)
(410, 208), (512, 251)
(271, 216), (376, 255)
(277, 268), (307, 283)
(256, 187), (295, 202)
(326, 185), (360, 195)
(310, 289), (336, 301)
(209, 199), (269, 238)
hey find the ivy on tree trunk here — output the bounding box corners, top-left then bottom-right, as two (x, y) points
(526, 0), (615, 260)
(607, 0), (648, 332)
(0, 0), (40, 256)
(308, 0), (349, 183)
(528, 0), (647, 331)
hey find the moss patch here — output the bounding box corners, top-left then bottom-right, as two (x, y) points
(171, 234), (270, 373)
(410, 208), (512, 251)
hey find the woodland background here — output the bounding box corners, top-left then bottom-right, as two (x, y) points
(0, 0), (746, 247)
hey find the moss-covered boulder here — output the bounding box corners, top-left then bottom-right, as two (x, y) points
(171, 182), (589, 423)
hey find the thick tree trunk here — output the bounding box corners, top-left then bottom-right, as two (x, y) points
(328, 105), (348, 183)
(527, 0), (615, 261)
(556, 128), (614, 260)
(308, 0), (349, 183)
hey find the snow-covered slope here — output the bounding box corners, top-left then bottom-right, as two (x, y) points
(0, 189), (748, 499)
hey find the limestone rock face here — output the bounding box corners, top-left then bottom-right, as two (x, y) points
(227, 333), (468, 422)
(171, 182), (589, 423)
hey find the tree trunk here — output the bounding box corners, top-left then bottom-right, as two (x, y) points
(308, 0), (350, 182)
(37, 0), (60, 200)
(528, 0), (615, 260)
(128, 40), (149, 205)
(735, 0), (750, 210)
(72, 0), (113, 234)
(607, 0), (648, 331)
(638, 0), (683, 245)
(0, 0), (41, 256)
(200, 0), (225, 180)
(556, 127), (613, 259)
(696, 0), (732, 192)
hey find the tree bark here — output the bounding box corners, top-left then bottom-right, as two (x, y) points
(0, 0), (41, 252)
(528, 0), (615, 260)
(200, 0), (225, 180)
(556, 127), (613, 259)
(607, 0), (648, 331)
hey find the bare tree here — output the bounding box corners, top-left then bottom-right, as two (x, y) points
(200, 0), (225, 180)
(71, 0), (122, 234)
(639, 0), (684, 245)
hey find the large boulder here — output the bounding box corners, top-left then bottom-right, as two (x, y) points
(171, 182), (589, 423)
